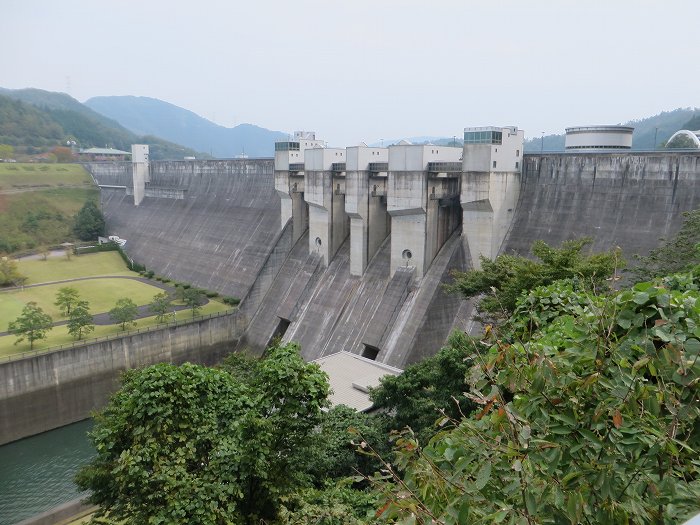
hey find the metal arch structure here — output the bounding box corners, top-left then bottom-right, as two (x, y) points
(666, 129), (700, 148)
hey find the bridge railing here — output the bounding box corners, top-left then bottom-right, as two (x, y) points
(0, 309), (237, 364)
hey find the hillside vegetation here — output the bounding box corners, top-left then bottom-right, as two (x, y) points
(0, 163), (97, 253)
(0, 88), (205, 160)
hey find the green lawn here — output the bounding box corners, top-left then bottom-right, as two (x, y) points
(0, 299), (231, 357)
(0, 278), (166, 323)
(1, 251), (234, 358)
(18, 251), (133, 284)
(0, 163), (92, 190)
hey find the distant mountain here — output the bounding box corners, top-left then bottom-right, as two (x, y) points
(0, 88), (205, 160)
(85, 96), (288, 158)
(523, 108), (699, 152)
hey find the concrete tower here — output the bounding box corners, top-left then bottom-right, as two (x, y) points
(461, 126), (524, 268)
(274, 131), (325, 242)
(345, 144), (390, 276)
(132, 144), (149, 206)
(387, 142), (462, 278)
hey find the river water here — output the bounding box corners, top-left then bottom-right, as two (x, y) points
(0, 420), (94, 525)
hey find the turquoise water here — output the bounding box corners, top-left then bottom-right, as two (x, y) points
(0, 420), (94, 525)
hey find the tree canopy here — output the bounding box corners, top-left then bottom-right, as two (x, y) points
(73, 200), (105, 241)
(108, 297), (138, 330)
(8, 302), (53, 349)
(77, 343), (330, 525)
(447, 238), (621, 322)
(370, 274), (700, 524)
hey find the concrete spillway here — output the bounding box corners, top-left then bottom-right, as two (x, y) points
(89, 160), (279, 299)
(507, 153), (700, 258)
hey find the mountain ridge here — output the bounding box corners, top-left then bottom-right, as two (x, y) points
(85, 95), (288, 158)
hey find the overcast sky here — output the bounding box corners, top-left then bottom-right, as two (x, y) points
(2, 0), (698, 146)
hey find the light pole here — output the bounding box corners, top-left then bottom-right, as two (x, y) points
(541, 132), (545, 155)
(452, 135), (456, 147)
(654, 127), (659, 150)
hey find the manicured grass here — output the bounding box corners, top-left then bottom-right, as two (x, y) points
(17, 252), (134, 284)
(0, 299), (232, 357)
(0, 278), (167, 323)
(0, 163), (92, 190)
(0, 250), (234, 358)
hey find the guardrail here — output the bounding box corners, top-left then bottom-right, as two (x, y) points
(0, 309), (237, 364)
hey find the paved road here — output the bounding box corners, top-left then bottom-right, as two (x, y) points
(0, 275), (209, 336)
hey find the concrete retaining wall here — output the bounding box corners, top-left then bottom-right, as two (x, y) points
(0, 313), (237, 445)
(508, 153), (700, 258)
(85, 159), (279, 300)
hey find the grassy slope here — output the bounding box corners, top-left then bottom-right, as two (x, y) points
(0, 252), (232, 356)
(18, 251), (132, 284)
(0, 163), (97, 253)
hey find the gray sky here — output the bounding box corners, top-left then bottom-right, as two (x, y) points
(2, 0), (698, 146)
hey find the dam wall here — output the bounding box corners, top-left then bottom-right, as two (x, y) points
(507, 152), (700, 258)
(0, 313), (237, 445)
(86, 159), (279, 299)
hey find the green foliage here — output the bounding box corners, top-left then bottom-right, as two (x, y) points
(7, 301), (53, 349)
(148, 292), (172, 323)
(222, 295), (241, 306)
(666, 133), (698, 149)
(76, 343), (330, 525)
(304, 405), (389, 483)
(448, 238), (621, 322)
(108, 297), (138, 330)
(180, 287), (205, 318)
(0, 144), (14, 158)
(54, 286), (80, 316)
(275, 481), (381, 525)
(371, 274), (700, 524)
(0, 257), (26, 286)
(73, 201), (105, 241)
(633, 209), (700, 282)
(370, 333), (478, 441)
(67, 300), (94, 340)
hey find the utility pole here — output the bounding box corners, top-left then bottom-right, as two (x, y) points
(541, 132), (544, 154)
(654, 127), (659, 150)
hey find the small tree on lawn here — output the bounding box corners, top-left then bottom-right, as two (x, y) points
(8, 302), (53, 349)
(149, 292), (172, 323)
(0, 257), (27, 287)
(109, 297), (138, 330)
(67, 300), (95, 340)
(182, 288), (205, 318)
(55, 287), (80, 317)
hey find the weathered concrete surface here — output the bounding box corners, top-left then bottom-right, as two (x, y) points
(380, 229), (472, 368)
(506, 153), (700, 258)
(0, 314), (237, 445)
(87, 159), (278, 299)
(16, 497), (96, 525)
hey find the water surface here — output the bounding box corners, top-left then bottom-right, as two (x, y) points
(0, 419), (94, 525)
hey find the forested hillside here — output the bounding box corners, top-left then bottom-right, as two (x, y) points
(523, 108), (699, 152)
(0, 88), (205, 160)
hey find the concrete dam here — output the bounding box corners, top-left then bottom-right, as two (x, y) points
(2, 135), (700, 444)
(89, 145), (700, 368)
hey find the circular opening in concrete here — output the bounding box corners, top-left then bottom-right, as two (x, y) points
(402, 249), (413, 260)
(315, 237), (322, 247)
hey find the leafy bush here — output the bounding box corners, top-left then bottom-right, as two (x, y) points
(372, 273), (700, 524)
